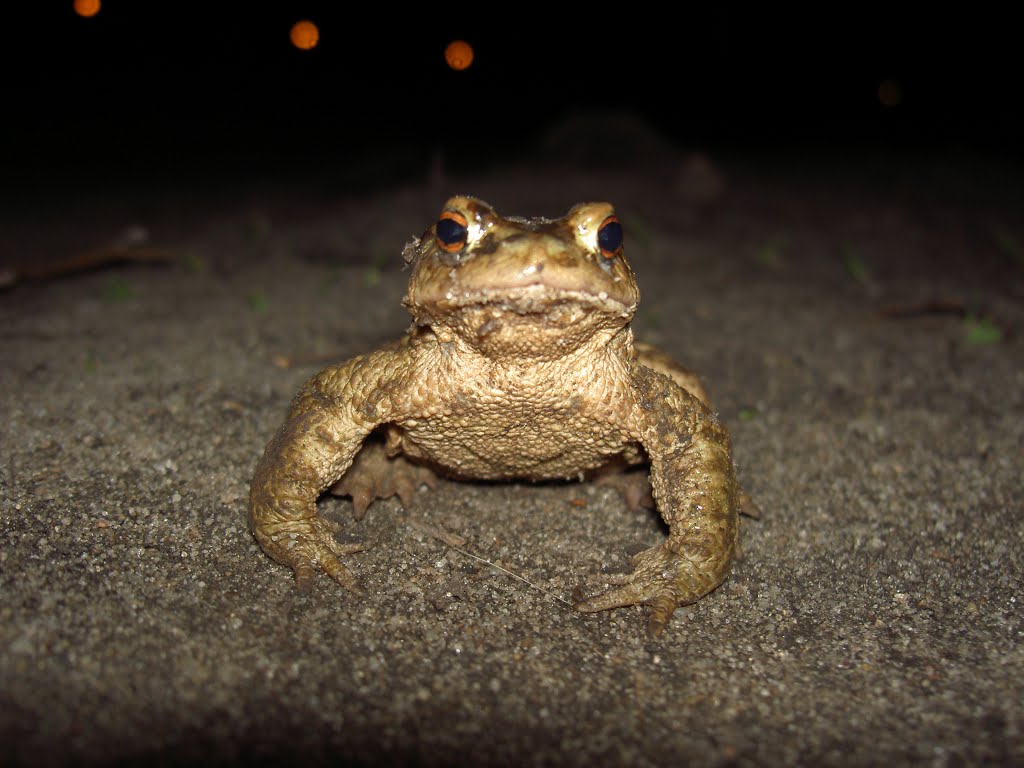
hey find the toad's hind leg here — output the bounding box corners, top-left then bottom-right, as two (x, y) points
(327, 431), (438, 520)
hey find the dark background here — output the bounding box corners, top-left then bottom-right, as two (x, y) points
(5, 3), (1019, 188)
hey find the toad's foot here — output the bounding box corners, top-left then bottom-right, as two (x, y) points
(592, 465), (655, 512)
(254, 516), (367, 594)
(575, 542), (727, 638)
(738, 491), (762, 520)
(327, 439), (437, 520)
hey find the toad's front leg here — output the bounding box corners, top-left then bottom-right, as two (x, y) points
(576, 367), (740, 637)
(248, 350), (403, 593)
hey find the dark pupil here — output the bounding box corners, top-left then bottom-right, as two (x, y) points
(437, 218), (467, 246)
(598, 220), (623, 253)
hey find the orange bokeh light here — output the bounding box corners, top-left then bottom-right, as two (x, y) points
(290, 20), (319, 51)
(878, 79), (903, 107)
(74, 0), (101, 18)
(445, 40), (473, 71)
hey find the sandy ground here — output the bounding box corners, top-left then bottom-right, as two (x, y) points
(1, 145), (1022, 766)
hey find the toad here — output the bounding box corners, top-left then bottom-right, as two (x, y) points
(249, 196), (742, 636)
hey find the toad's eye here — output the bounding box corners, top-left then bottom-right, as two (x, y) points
(436, 210), (469, 253)
(597, 215), (623, 259)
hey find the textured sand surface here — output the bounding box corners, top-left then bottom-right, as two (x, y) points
(2, 152), (1022, 766)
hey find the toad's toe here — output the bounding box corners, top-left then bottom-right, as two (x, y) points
(257, 516), (366, 594)
(574, 542), (727, 638)
(328, 439), (437, 520)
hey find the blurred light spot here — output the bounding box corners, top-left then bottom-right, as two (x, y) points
(878, 79), (902, 107)
(445, 40), (474, 71)
(74, 0), (101, 17)
(290, 20), (319, 51)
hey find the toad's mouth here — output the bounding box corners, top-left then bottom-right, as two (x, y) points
(418, 284), (636, 321)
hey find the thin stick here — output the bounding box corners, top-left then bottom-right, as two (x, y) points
(448, 545), (574, 607)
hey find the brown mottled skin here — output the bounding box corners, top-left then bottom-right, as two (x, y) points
(249, 196), (740, 636)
